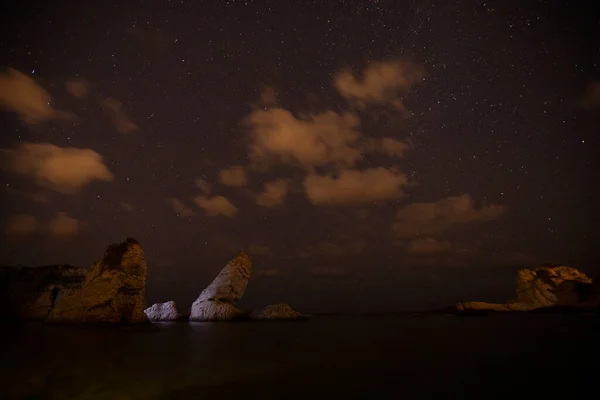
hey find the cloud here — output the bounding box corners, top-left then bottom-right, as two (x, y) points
(256, 179), (288, 207)
(102, 97), (138, 133)
(244, 108), (362, 170)
(247, 243), (271, 256)
(219, 166), (247, 187)
(303, 167), (408, 205)
(0, 68), (75, 125)
(121, 202), (134, 211)
(5, 214), (37, 236)
(194, 177), (212, 194)
(393, 194), (506, 238)
(260, 86), (278, 106)
(167, 197), (196, 217)
(193, 195), (237, 217)
(49, 212), (80, 236)
(581, 81), (600, 110)
(65, 78), (91, 99)
(406, 237), (452, 254)
(371, 137), (409, 158)
(0, 142), (114, 194)
(333, 59), (425, 111)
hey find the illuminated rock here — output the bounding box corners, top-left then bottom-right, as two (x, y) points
(189, 251), (252, 321)
(516, 265), (591, 307)
(250, 303), (308, 320)
(456, 265), (596, 313)
(144, 301), (180, 321)
(46, 238), (148, 324)
(0, 265), (86, 320)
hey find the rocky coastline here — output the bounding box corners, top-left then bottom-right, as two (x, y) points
(0, 238), (308, 324)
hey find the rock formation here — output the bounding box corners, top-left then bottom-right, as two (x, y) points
(189, 251), (252, 321)
(515, 265), (591, 307)
(144, 301), (180, 321)
(250, 303), (308, 320)
(0, 265), (86, 320)
(46, 238), (148, 324)
(456, 265), (599, 313)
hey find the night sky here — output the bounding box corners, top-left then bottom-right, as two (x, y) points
(1, 0), (599, 312)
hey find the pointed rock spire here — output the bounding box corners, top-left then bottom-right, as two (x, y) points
(189, 250), (252, 321)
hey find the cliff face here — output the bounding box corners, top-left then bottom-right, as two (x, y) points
(516, 266), (592, 307)
(456, 265), (599, 313)
(0, 265), (86, 320)
(46, 238), (148, 324)
(189, 251), (252, 321)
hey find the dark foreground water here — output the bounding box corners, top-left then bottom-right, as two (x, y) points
(1, 313), (599, 399)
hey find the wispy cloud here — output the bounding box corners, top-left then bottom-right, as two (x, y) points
(4, 214), (37, 236)
(49, 212), (81, 236)
(0, 142), (114, 194)
(167, 197), (196, 217)
(304, 167), (407, 205)
(0, 68), (75, 125)
(219, 166), (247, 187)
(101, 97), (138, 134)
(393, 194), (506, 238)
(193, 195), (238, 217)
(256, 179), (288, 207)
(333, 59), (425, 112)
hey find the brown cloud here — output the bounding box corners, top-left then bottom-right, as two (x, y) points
(194, 177), (212, 194)
(393, 194), (506, 238)
(65, 78), (91, 99)
(49, 212), (80, 236)
(256, 179), (288, 207)
(377, 137), (409, 157)
(260, 86), (278, 106)
(581, 81), (600, 110)
(333, 59), (425, 111)
(244, 108), (362, 170)
(406, 237), (452, 254)
(247, 243), (271, 256)
(102, 97), (138, 134)
(167, 197), (196, 217)
(304, 167), (408, 205)
(5, 214), (37, 236)
(193, 195), (237, 217)
(0, 142), (114, 194)
(219, 166), (247, 187)
(0, 68), (75, 125)
(121, 202), (134, 211)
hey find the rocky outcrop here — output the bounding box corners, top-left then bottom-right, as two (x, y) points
(144, 301), (180, 321)
(189, 251), (252, 321)
(516, 266), (591, 307)
(250, 303), (308, 320)
(456, 265), (598, 313)
(0, 265), (86, 320)
(46, 238), (148, 324)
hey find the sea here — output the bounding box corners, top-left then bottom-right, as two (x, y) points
(1, 313), (598, 399)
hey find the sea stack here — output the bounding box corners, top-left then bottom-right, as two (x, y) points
(250, 303), (308, 320)
(456, 265), (597, 312)
(189, 250), (252, 321)
(0, 265), (86, 320)
(46, 238), (148, 324)
(145, 301), (180, 321)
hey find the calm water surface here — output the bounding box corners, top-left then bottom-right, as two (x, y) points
(1, 313), (598, 399)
